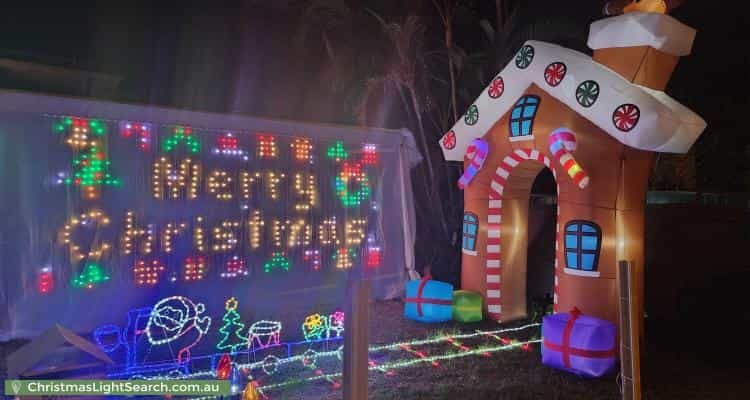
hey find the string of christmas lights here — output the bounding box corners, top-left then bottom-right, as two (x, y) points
(71, 263), (110, 289)
(163, 125), (200, 153)
(134, 260), (166, 286)
(208, 170), (234, 201)
(37, 267), (54, 294)
(335, 161), (371, 207)
(291, 138), (313, 163)
(326, 141), (347, 162)
(213, 132), (249, 161)
(134, 324), (540, 399)
(60, 210), (112, 263)
(220, 256), (249, 279)
(212, 220), (240, 252)
(303, 248), (321, 270)
(256, 134), (277, 159)
(332, 247), (356, 269)
(152, 157), (201, 199)
(119, 121), (152, 151)
(263, 252), (290, 273)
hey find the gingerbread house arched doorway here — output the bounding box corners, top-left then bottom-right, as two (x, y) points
(527, 168), (557, 321)
(482, 149), (561, 322)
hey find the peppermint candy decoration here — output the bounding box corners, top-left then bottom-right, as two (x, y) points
(544, 62), (567, 87)
(464, 104), (479, 126)
(612, 104), (640, 132)
(576, 80), (599, 108)
(442, 131), (456, 149)
(488, 76), (504, 99)
(515, 45), (535, 69)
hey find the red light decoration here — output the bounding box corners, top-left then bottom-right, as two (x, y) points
(362, 143), (378, 165)
(214, 132), (249, 161)
(221, 256), (249, 278)
(134, 259), (166, 286)
(366, 245), (381, 268)
(218, 133), (238, 150)
(37, 267), (54, 294)
(119, 121), (152, 151)
(216, 353), (232, 380)
(303, 249), (321, 271)
(184, 256), (207, 282)
(257, 134), (277, 159)
(365, 234), (381, 268)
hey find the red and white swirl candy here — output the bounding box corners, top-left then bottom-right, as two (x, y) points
(548, 128), (589, 189)
(458, 138), (489, 189)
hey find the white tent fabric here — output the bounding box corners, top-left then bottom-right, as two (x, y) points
(0, 89), (421, 341)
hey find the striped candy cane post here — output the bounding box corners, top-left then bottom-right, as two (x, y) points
(457, 138), (489, 189)
(548, 128), (589, 189)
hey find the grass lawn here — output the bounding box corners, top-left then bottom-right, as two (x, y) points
(1, 300), (747, 399)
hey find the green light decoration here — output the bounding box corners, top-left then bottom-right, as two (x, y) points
(326, 141), (347, 162)
(163, 125), (200, 153)
(64, 146), (121, 195)
(55, 117), (120, 200)
(53, 117), (105, 136)
(71, 263), (110, 289)
(335, 161), (371, 208)
(138, 323), (541, 399)
(264, 252), (290, 273)
(332, 247), (357, 269)
(216, 297), (247, 354)
(256, 338), (542, 394)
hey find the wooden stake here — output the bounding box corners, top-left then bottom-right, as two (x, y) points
(343, 279), (370, 400)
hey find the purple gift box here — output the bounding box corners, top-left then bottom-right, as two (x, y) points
(542, 308), (617, 378)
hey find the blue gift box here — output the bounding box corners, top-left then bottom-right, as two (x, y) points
(542, 308), (617, 378)
(404, 276), (453, 323)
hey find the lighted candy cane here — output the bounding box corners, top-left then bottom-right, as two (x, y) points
(457, 138), (489, 189)
(548, 128), (589, 189)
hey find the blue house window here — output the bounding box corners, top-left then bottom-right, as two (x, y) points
(564, 221), (601, 272)
(509, 95), (540, 138)
(462, 212), (478, 254)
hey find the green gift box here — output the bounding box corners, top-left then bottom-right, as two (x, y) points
(452, 290), (483, 323)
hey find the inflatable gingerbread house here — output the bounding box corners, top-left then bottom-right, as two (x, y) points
(440, 9), (706, 324)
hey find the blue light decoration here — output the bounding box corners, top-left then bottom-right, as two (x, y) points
(93, 324), (122, 353)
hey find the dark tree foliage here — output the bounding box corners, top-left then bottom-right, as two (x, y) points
(0, 0), (747, 284)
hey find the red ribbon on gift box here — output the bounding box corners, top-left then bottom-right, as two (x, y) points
(404, 274), (452, 317)
(543, 307), (616, 368)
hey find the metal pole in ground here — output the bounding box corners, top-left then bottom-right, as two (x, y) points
(618, 260), (642, 400)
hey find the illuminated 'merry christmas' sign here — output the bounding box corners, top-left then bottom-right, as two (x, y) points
(45, 117), (385, 292)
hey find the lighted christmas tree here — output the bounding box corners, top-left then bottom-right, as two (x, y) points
(71, 263), (110, 289)
(264, 252), (291, 273)
(56, 117), (120, 200)
(216, 297), (247, 353)
(65, 145), (121, 200)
